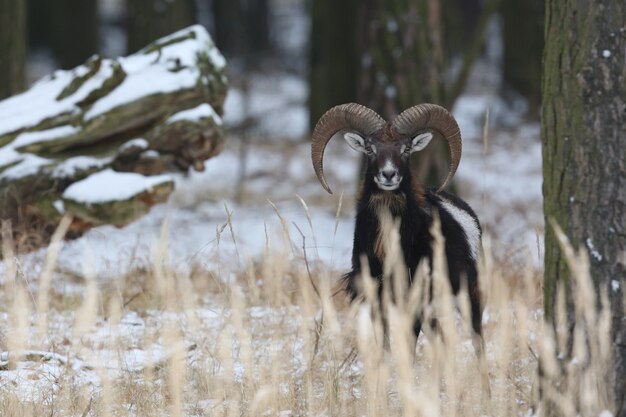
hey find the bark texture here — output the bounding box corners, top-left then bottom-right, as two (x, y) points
(542, 1), (626, 415)
(0, 0), (26, 99)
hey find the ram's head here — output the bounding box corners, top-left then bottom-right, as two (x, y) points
(311, 103), (462, 193)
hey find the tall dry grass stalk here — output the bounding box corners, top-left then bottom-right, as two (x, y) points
(0, 204), (616, 417)
(534, 222), (614, 417)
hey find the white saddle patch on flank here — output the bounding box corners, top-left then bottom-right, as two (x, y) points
(439, 200), (481, 260)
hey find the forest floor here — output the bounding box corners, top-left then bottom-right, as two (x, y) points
(0, 68), (554, 416)
(2, 0), (616, 411)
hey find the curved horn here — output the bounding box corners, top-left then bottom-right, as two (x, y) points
(311, 103), (385, 194)
(392, 103), (462, 191)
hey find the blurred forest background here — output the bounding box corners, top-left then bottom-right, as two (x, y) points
(1, 0), (543, 133)
(1, 1), (625, 416)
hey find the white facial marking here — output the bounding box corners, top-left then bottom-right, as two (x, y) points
(382, 159), (395, 172)
(374, 159), (401, 190)
(411, 132), (433, 152)
(399, 144), (406, 154)
(440, 200), (481, 260)
(344, 132), (367, 153)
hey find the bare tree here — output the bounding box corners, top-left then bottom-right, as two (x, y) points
(308, 0), (359, 126)
(127, 0), (195, 53)
(0, 0), (26, 99)
(212, 0), (271, 59)
(502, 0), (543, 115)
(49, 0), (99, 68)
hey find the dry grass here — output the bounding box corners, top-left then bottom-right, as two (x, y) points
(0, 204), (616, 417)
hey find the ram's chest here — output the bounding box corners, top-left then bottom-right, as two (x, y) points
(368, 193), (407, 264)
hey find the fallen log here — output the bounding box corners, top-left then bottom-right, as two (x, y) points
(0, 25), (227, 251)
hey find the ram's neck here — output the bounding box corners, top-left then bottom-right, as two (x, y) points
(365, 192), (404, 264)
(367, 191), (407, 216)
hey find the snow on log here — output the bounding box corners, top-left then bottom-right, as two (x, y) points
(62, 169), (174, 226)
(0, 25), (227, 249)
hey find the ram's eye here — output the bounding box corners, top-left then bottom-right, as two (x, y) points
(366, 144), (376, 155)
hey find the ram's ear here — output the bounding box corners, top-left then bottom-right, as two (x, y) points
(343, 132), (368, 153)
(410, 132), (433, 153)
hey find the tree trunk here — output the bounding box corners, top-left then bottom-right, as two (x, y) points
(212, 0), (271, 58)
(0, 26), (228, 252)
(542, 1), (626, 415)
(127, 0), (195, 54)
(308, 0), (498, 189)
(357, 0), (441, 119)
(356, 0), (455, 188)
(245, 0), (271, 54)
(502, 0), (544, 116)
(308, 0), (359, 127)
(0, 0), (26, 99)
(440, 0), (481, 61)
(49, 0), (99, 69)
(26, 0), (50, 50)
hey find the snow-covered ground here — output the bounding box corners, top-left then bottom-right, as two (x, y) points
(1, 7), (547, 412)
(2, 95), (542, 284)
(0, 68), (543, 283)
(0, 70), (545, 409)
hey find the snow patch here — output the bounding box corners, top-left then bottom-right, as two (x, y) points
(167, 103), (222, 125)
(12, 125), (80, 148)
(0, 147), (23, 169)
(612, 280), (620, 292)
(83, 26), (224, 120)
(207, 46), (227, 70)
(386, 18), (399, 32)
(602, 49), (611, 58)
(0, 153), (51, 179)
(141, 150), (160, 158)
(52, 155), (113, 178)
(62, 168), (173, 204)
(53, 199), (64, 213)
(223, 73), (308, 139)
(119, 137), (149, 152)
(586, 238), (603, 262)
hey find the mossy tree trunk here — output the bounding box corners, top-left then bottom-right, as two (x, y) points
(0, 0), (26, 99)
(309, 0), (360, 127)
(127, 0), (195, 54)
(49, 0), (99, 69)
(542, 1), (626, 415)
(502, 0), (544, 116)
